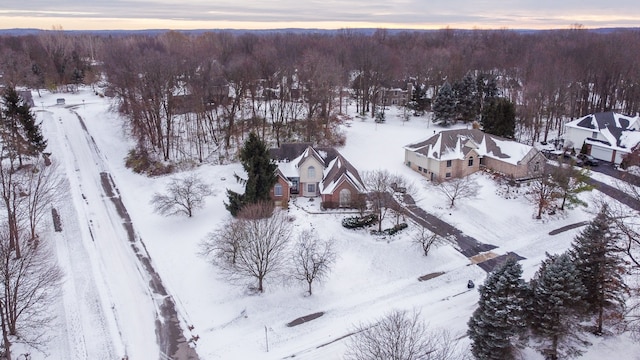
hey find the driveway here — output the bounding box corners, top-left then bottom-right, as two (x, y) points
(398, 193), (522, 272)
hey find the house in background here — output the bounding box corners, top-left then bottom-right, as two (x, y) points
(564, 111), (640, 164)
(269, 143), (367, 209)
(404, 129), (545, 182)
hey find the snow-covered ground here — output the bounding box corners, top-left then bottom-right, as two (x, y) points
(31, 88), (640, 359)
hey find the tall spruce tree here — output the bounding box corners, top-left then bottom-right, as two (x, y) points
(530, 253), (588, 360)
(225, 132), (277, 216)
(432, 82), (457, 126)
(408, 83), (429, 116)
(481, 97), (516, 139)
(468, 257), (530, 360)
(454, 73), (480, 123)
(1, 87), (47, 162)
(569, 205), (628, 334)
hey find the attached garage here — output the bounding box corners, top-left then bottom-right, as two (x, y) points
(590, 145), (614, 163)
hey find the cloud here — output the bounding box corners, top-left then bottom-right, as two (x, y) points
(2, 0), (640, 30)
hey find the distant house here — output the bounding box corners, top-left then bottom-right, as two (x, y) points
(404, 129), (545, 182)
(377, 84), (413, 107)
(18, 90), (34, 107)
(270, 143), (367, 209)
(564, 111), (640, 164)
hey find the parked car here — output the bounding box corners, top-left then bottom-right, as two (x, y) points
(577, 153), (599, 166)
(558, 153), (584, 167)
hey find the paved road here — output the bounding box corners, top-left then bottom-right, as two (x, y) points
(71, 108), (199, 360)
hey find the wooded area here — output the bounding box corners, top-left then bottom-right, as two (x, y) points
(1, 27), (640, 165)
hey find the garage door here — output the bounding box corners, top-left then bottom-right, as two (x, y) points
(590, 146), (613, 163)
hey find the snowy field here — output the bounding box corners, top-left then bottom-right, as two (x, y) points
(31, 87), (640, 359)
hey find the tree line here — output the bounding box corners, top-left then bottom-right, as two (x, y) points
(2, 27), (640, 165)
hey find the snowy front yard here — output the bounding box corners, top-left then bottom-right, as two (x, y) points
(36, 88), (640, 359)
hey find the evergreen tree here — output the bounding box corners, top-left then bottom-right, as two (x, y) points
(432, 82), (457, 126)
(468, 257), (530, 360)
(1, 87), (47, 160)
(454, 73), (480, 123)
(477, 74), (500, 115)
(408, 83), (429, 116)
(530, 253), (588, 360)
(481, 97), (516, 139)
(225, 132), (277, 216)
(569, 205), (628, 334)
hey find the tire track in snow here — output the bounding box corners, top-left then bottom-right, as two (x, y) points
(67, 107), (199, 359)
(44, 110), (119, 360)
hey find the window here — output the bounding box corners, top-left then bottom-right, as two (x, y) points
(480, 157), (485, 166)
(418, 166), (423, 171)
(446, 160), (452, 168)
(445, 172), (451, 178)
(274, 183), (283, 197)
(307, 183), (316, 194)
(534, 161), (540, 172)
(308, 166), (316, 178)
(468, 157), (474, 167)
(422, 168), (428, 173)
(592, 131), (598, 138)
(339, 189), (351, 207)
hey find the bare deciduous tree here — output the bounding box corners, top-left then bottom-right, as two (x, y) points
(292, 230), (336, 295)
(202, 203), (291, 292)
(363, 169), (394, 232)
(413, 226), (446, 257)
(151, 174), (212, 217)
(435, 176), (479, 208)
(20, 161), (62, 242)
(0, 229), (63, 358)
(345, 310), (468, 360)
(524, 170), (560, 219)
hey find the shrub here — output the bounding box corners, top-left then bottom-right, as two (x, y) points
(342, 214), (378, 229)
(371, 222), (408, 236)
(125, 148), (174, 176)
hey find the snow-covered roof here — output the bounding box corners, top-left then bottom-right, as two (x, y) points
(405, 129), (535, 165)
(270, 143), (365, 194)
(566, 112), (640, 147)
(320, 155), (366, 194)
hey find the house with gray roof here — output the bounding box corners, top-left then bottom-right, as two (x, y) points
(270, 143), (366, 209)
(404, 129), (545, 182)
(564, 111), (640, 164)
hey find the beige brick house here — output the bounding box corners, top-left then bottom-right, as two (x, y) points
(270, 143), (367, 209)
(404, 129), (545, 182)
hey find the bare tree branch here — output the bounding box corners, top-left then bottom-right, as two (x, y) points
(151, 174), (212, 217)
(291, 230), (336, 295)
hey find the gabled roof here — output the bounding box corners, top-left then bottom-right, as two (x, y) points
(270, 143), (340, 167)
(405, 129), (535, 165)
(320, 154), (366, 194)
(270, 143), (365, 194)
(566, 111), (640, 148)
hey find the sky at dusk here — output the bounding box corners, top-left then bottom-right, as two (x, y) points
(1, 0), (639, 31)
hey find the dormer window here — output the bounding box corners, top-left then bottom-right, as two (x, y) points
(308, 166), (316, 178)
(468, 157), (474, 167)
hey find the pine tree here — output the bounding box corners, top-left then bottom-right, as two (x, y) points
(432, 82), (457, 126)
(408, 84), (429, 116)
(225, 132), (277, 216)
(468, 257), (530, 360)
(1, 87), (47, 161)
(569, 205), (628, 334)
(481, 97), (516, 139)
(530, 253), (588, 360)
(454, 73), (480, 123)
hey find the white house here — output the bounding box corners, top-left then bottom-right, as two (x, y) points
(564, 111), (640, 164)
